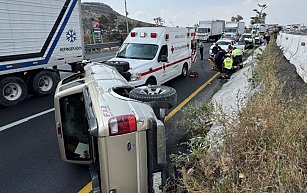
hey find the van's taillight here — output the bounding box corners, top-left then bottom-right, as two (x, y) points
(130, 32), (136, 37)
(109, 115), (137, 136)
(57, 124), (62, 137)
(151, 33), (157, 38)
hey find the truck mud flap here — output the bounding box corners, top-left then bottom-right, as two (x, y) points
(147, 118), (167, 193)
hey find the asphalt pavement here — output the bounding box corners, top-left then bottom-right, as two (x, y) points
(0, 43), (229, 193)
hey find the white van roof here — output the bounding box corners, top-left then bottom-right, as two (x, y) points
(125, 27), (188, 44)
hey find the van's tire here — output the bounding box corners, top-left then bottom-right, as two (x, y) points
(180, 63), (188, 79)
(0, 76), (27, 107)
(129, 85), (177, 108)
(145, 77), (157, 85)
(31, 70), (60, 96)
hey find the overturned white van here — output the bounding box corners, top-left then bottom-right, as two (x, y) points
(109, 27), (193, 86)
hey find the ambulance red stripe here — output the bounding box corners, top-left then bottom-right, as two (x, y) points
(140, 56), (191, 76)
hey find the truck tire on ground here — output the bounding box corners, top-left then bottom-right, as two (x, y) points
(129, 85), (177, 108)
(180, 63), (188, 79)
(0, 76), (27, 107)
(31, 70), (60, 96)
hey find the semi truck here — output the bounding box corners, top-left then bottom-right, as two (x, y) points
(196, 20), (225, 42)
(0, 0), (84, 106)
(225, 21), (245, 36)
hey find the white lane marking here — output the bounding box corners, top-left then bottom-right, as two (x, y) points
(0, 108), (55, 132)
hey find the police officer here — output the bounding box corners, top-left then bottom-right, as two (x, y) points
(199, 41), (204, 60)
(232, 47), (243, 69)
(223, 54), (233, 78)
(215, 50), (226, 72)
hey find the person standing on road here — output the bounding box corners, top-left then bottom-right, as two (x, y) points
(223, 54), (234, 78)
(215, 50), (226, 72)
(232, 47), (243, 69)
(199, 41), (204, 60)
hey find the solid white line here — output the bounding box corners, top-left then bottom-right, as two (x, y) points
(0, 108), (55, 132)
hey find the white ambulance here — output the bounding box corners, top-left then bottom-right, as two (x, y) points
(108, 27), (193, 86)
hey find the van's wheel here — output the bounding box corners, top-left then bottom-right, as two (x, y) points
(31, 70), (60, 96)
(145, 77), (157, 85)
(129, 85), (177, 108)
(0, 76), (27, 107)
(180, 63), (188, 79)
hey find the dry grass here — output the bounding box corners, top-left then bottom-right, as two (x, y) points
(172, 41), (307, 192)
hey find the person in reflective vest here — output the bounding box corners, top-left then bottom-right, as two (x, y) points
(223, 54), (233, 78)
(232, 47), (243, 68)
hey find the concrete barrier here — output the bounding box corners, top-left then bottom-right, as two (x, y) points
(278, 32), (307, 83)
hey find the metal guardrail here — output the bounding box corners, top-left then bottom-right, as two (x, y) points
(85, 42), (120, 49)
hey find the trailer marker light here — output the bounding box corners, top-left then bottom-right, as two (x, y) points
(130, 32), (136, 37)
(151, 33), (157, 38)
(109, 115), (137, 136)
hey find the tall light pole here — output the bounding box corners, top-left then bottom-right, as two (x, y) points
(125, 0), (129, 35)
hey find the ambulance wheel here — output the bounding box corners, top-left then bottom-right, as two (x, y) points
(31, 70), (60, 96)
(0, 76), (27, 107)
(180, 63), (188, 78)
(129, 85), (177, 108)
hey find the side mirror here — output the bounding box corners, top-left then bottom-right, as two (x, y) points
(159, 55), (168, 62)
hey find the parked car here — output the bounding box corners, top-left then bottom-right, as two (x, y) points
(221, 32), (239, 41)
(209, 39), (245, 55)
(239, 33), (255, 48)
(54, 61), (177, 193)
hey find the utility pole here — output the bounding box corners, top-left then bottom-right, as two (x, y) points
(125, 0), (129, 35)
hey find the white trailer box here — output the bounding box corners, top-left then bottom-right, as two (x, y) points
(225, 21), (245, 35)
(196, 20), (225, 42)
(109, 27), (192, 87)
(0, 0), (84, 106)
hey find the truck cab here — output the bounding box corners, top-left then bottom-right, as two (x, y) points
(54, 62), (177, 193)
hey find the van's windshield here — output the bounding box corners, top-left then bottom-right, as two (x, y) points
(117, 43), (158, 60)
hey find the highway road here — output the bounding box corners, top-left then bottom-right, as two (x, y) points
(0, 43), (246, 193)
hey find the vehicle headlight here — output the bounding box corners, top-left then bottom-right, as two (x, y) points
(130, 73), (142, 81)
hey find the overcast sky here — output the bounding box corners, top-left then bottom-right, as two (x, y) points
(81, 0), (306, 27)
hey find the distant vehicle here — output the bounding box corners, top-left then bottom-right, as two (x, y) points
(239, 33), (255, 48)
(109, 27), (192, 86)
(196, 20), (225, 42)
(0, 0), (84, 107)
(252, 23), (269, 34)
(209, 39), (245, 55)
(225, 21), (245, 36)
(221, 32), (239, 41)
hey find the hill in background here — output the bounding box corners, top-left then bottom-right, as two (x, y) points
(81, 2), (155, 43)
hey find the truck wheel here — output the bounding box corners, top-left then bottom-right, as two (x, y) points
(129, 85), (177, 108)
(0, 76), (27, 107)
(31, 70), (60, 96)
(180, 63), (188, 79)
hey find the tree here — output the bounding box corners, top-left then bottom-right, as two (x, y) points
(251, 4), (267, 24)
(231, 15), (244, 22)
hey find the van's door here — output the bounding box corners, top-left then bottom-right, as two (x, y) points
(54, 85), (92, 165)
(157, 45), (169, 82)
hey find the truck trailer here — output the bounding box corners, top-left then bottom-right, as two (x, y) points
(0, 0), (84, 106)
(225, 21), (245, 36)
(196, 20), (225, 42)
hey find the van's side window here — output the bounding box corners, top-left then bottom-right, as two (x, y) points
(60, 93), (90, 161)
(158, 45), (168, 60)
